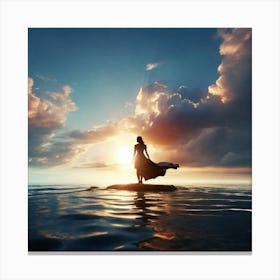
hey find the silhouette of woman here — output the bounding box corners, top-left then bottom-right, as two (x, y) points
(133, 136), (166, 184)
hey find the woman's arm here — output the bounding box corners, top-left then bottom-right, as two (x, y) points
(133, 145), (136, 158)
(145, 146), (150, 159)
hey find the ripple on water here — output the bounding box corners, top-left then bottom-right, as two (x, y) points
(59, 213), (101, 220)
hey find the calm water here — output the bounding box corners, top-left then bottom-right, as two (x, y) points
(28, 184), (252, 251)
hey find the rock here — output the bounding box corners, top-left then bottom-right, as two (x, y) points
(106, 183), (177, 192)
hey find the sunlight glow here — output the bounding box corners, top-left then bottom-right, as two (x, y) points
(117, 147), (132, 165)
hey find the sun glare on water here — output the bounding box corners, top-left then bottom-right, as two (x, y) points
(117, 147), (132, 165)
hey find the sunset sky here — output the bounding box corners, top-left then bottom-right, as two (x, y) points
(28, 28), (252, 186)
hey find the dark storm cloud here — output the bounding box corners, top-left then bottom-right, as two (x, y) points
(177, 86), (208, 103)
(163, 127), (251, 167)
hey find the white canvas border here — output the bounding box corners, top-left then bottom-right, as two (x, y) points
(0, 0), (279, 280)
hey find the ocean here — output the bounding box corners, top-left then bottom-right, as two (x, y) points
(28, 184), (252, 251)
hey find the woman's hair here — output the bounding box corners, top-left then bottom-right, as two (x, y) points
(137, 136), (144, 145)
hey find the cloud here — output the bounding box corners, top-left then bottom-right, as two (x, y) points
(67, 122), (119, 144)
(28, 78), (76, 128)
(28, 141), (84, 167)
(208, 28), (252, 103)
(130, 82), (222, 146)
(35, 74), (58, 83)
(73, 161), (113, 169)
(164, 127), (251, 167)
(146, 62), (160, 71)
(28, 78), (81, 167)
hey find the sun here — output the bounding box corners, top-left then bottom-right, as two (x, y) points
(117, 147), (132, 165)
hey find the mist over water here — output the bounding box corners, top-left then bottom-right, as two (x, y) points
(28, 184), (251, 251)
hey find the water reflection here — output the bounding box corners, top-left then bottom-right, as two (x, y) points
(134, 192), (151, 225)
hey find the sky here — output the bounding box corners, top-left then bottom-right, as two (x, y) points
(28, 28), (252, 186)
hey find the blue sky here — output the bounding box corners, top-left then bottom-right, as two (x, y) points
(28, 28), (252, 185)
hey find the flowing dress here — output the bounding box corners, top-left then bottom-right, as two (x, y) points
(134, 143), (166, 181)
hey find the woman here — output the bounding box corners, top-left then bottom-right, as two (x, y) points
(133, 136), (166, 184)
